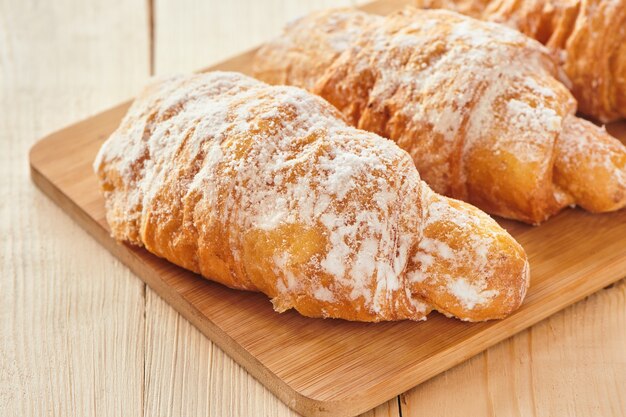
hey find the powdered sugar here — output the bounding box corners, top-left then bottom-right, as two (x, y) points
(255, 7), (626, 224)
(96, 69), (529, 321)
(523, 76), (555, 98)
(557, 115), (626, 192)
(95, 71), (432, 320)
(418, 238), (454, 259)
(506, 99), (561, 133)
(448, 277), (499, 310)
(318, 8), (566, 199)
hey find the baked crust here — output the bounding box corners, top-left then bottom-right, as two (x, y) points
(414, 0), (626, 122)
(94, 71), (529, 322)
(253, 8), (626, 224)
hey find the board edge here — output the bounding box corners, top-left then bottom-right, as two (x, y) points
(28, 135), (382, 417)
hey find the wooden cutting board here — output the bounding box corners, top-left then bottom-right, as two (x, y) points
(29, 1), (626, 415)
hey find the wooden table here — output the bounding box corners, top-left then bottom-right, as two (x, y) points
(2, 0), (625, 415)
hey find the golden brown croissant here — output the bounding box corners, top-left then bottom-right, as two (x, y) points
(94, 71), (529, 322)
(253, 8), (626, 224)
(414, 0), (626, 122)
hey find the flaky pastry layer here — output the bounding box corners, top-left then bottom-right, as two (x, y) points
(253, 8), (626, 224)
(94, 72), (529, 322)
(414, 0), (626, 122)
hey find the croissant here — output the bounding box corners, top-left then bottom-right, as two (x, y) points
(253, 7), (626, 224)
(94, 71), (529, 322)
(414, 0), (626, 122)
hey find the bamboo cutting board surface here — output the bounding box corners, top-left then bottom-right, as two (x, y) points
(29, 1), (626, 416)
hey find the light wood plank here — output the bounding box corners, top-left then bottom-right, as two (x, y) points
(0, 0), (150, 415)
(153, 0), (364, 74)
(143, 291), (402, 417)
(143, 289), (297, 416)
(401, 278), (626, 417)
(149, 0), (399, 416)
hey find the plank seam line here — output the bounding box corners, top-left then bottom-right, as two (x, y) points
(142, 279), (147, 417)
(147, 0), (155, 75)
(143, 0), (154, 414)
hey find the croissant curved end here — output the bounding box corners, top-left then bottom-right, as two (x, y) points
(555, 115), (626, 213)
(408, 190), (530, 322)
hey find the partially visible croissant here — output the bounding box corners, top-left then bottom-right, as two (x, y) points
(414, 0), (626, 122)
(94, 71), (529, 322)
(253, 7), (626, 224)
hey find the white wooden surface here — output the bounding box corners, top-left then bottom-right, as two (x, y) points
(1, 0), (624, 415)
(1, 0), (149, 415)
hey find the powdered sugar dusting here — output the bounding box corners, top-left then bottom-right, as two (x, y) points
(424, 0), (626, 121)
(448, 277), (499, 310)
(95, 70), (529, 322)
(307, 8), (568, 202)
(556, 115), (626, 203)
(507, 99), (561, 133)
(95, 71), (432, 320)
(255, 6), (626, 224)
(408, 189), (517, 311)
